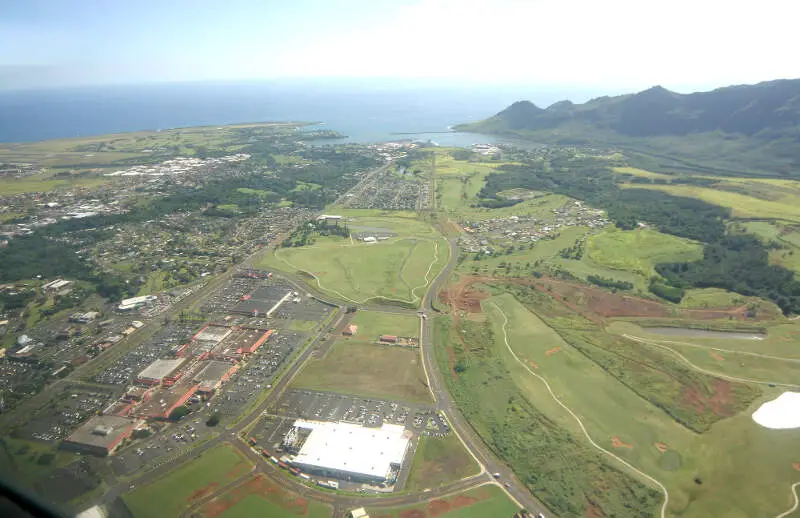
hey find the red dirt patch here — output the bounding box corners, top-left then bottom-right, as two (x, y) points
(529, 361), (539, 369)
(200, 474), (320, 518)
(681, 379), (736, 416)
(793, 462), (800, 472)
(440, 275), (491, 314)
(655, 442), (669, 453)
(545, 346), (561, 357)
(709, 351), (725, 361)
(611, 436), (634, 449)
(399, 510), (426, 518)
(428, 499), (451, 516)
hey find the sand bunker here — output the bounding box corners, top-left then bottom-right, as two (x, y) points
(752, 392), (800, 429)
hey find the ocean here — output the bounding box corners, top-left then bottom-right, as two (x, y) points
(0, 81), (588, 145)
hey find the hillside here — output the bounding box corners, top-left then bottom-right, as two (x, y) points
(456, 79), (800, 176)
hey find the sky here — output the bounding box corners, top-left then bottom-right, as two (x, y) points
(2, 0), (798, 94)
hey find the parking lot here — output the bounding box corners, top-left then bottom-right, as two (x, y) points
(198, 277), (263, 317)
(110, 416), (218, 476)
(19, 386), (119, 443)
(267, 389), (450, 436)
(94, 321), (196, 385)
(208, 330), (306, 417)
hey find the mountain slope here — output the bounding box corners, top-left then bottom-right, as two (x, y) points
(457, 79), (800, 176)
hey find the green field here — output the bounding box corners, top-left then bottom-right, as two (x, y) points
(293, 340), (432, 404)
(405, 434), (479, 492)
(367, 484), (518, 518)
(622, 182), (800, 223)
(0, 175), (112, 195)
(215, 494), (330, 518)
(198, 474), (331, 518)
(437, 282), (800, 518)
(261, 230), (447, 306)
(349, 310), (419, 341)
(732, 220), (800, 274)
(587, 227), (704, 276)
(123, 445), (253, 518)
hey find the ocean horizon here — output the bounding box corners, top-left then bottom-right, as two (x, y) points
(0, 80), (594, 145)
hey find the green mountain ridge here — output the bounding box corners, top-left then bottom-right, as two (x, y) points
(456, 79), (800, 176)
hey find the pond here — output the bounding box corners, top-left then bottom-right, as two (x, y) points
(644, 327), (765, 340)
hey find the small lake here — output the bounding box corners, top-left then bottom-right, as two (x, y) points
(644, 327), (765, 340)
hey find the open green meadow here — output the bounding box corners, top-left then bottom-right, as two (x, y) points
(587, 227), (704, 276)
(0, 174), (113, 195)
(405, 434), (480, 492)
(436, 279), (800, 518)
(197, 474), (331, 518)
(0, 122), (299, 170)
(214, 494), (330, 518)
(292, 340), (431, 404)
(349, 310), (419, 341)
(622, 182), (800, 223)
(260, 214), (448, 306)
(123, 444), (253, 518)
(215, 495), (328, 518)
(367, 484), (518, 518)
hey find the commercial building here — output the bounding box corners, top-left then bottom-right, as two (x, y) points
(379, 335), (398, 343)
(195, 360), (239, 394)
(136, 358), (186, 385)
(42, 279), (72, 294)
(316, 214), (343, 226)
(208, 327), (273, 360)
(61, 415), (136, 456)
(287, 420), (411, 485)
(118, 295), (157, 311)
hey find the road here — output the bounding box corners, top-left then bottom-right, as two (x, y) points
(417, 238), (549, 516)
(105, 234), (550, 517)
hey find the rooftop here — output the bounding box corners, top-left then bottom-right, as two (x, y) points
(137, 358), (185, 382)
(63, 415), (136, 451)
(291, 420), (410, 481)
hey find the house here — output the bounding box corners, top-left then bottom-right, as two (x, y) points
(343, 324), (358, 336)
(379, 335), (398, 343)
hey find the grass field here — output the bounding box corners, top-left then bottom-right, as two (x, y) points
(439, 283), (800, 518)
(261, 232), (447, 306)
(0, 175), (112, 195)
(349, 310), (419, 341)
(0, 122), (299, 169)
(733, 220), (800, 274)
(216, 495), (329, 518)
(461, 225), (651, 293)
(622, 182), (800, 223)
(199, 474), (331, 518)
(405, 434), (479, 492)
(292, 340), (431, 404)
(367, 484), (518, 518)
(587, 227), (704, 276)
(678, 288), (747, 309)
(123, 444), (253, 518)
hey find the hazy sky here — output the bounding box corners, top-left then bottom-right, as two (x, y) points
(2, 0), (797, 92)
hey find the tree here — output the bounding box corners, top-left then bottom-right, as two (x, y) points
(169, 406), (190, 421)
(206, 412), (221, 427)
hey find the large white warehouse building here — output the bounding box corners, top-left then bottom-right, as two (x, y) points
(288, 420), (411, 484)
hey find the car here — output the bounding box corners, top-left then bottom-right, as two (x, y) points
(493, 472), (501, 479)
